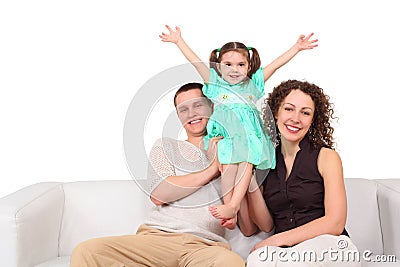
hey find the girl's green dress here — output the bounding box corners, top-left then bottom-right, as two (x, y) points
(203, 68), (275, 170)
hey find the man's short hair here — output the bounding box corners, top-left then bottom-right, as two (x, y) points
(173, 82), (210, 107)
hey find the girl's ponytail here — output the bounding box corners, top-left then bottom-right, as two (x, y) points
(248, 47), (261, 77)
(209, 49), (219, 71)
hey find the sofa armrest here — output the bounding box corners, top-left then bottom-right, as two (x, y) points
(0, 182), (64, 267)
(376, 179), (400, 259)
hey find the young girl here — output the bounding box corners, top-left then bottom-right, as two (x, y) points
(159, 25), (318, 229)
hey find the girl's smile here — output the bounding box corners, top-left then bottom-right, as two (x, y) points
(218, 51), (249, 85)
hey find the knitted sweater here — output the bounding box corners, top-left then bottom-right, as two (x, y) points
(144, 137), (227, 243)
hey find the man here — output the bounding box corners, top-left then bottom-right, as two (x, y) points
(70, 82), (245, 266)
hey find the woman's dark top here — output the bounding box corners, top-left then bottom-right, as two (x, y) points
(262, 135), (348, 237)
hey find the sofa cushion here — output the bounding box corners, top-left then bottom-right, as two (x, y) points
(225, 227), (270, 260)
(345, 178), (383, 255)
(34, 256), (69, 267)
(376, 180), (400, 257)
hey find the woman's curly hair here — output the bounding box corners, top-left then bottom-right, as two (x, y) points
(264, 80), (337, 149)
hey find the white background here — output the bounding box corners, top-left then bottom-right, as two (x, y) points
(1, 0), (399, 198)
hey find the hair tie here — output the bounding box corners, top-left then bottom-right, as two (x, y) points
(216, 48), (221, 52)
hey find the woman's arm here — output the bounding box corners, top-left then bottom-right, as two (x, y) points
(263, 33), (318, 82)
(160, 25), (210, 83)
(237, 174), (274, 236)
(237, 194), (258, 236)
(251, 148), (346, 251)
(247, 186), (275, 233)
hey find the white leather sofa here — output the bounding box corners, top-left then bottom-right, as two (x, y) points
(1, 178), (399, 267)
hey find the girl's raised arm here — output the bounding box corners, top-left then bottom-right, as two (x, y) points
(160, 25), (210, 83)
(263, 33), (318, 82)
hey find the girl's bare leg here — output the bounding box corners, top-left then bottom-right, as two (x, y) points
(210, 164), (238, 230)
(222, 163), (238, 205)
(210, 162), (253, 228)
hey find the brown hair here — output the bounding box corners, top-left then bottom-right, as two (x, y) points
(173, 82), (211, 107)
(265, 80), (337, 149)
(209, 42), (261, 78)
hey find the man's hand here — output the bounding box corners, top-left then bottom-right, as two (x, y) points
(206, 136), (223, 177)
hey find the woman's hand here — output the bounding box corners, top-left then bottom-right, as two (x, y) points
(159, 25), (181, 44)
(296, 33), (318, 51)
(250, 234), (284, 253)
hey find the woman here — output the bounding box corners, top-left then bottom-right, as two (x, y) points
(239, 80), (361, 266)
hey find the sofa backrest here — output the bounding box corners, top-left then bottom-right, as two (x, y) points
(58, 178), (385, 259)
(58, 180), (152, 256)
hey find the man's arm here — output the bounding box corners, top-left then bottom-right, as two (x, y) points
(150, 163), (219, 205)
(149, 137), (221, 205)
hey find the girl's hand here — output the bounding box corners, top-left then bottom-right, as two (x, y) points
(159, 25), (181, 44)
(296, 33), (318, 51)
